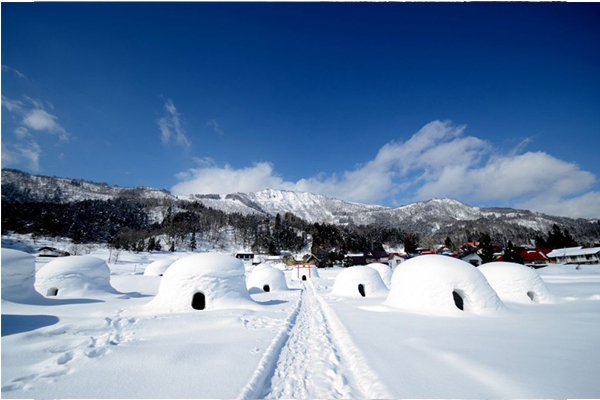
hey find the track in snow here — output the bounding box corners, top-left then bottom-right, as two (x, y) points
(238, 281), (392, 399)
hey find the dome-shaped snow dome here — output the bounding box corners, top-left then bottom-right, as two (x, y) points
(247, 264), (288, 293)
(143, 258), (176, 276)
(35, 255), (118, 297)
(386, 255), (505, 316)
(332, 266), (389, 298)
(478, 261), (557, 304)
(366, 263), (393, 288)
(2, 248), (45, 303)
(290, 264), (320, 281)
(145, 253), (255, 312)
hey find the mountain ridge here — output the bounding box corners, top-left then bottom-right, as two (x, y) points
(2, 168), (598, 243)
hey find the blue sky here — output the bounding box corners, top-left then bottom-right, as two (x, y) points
(2, 2), (600, 218)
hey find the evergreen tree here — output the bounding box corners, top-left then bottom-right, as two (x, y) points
(503, 240), (523, 264)
(478, 233), (495, 264)
(190, 230), (197, 252)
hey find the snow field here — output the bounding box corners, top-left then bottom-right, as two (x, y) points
(2, 243), (600, 398)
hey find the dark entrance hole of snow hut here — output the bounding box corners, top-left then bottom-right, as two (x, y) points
(302, 275), (307, 281)
(263, 284), (270, 292)
(452, 290), (464, 311)
(527, 291), (537, 302)
(46, 287), (59, 297)
(358, 284), (366, 297)
(191, 292), (206, 310)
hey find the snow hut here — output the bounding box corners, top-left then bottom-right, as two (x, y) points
(146, 253), (255, 312)
(366, 262), (393, 288)
(35, 255), (118, 297)
(478, 262), (557, 304)
(247, 264), (288, 293)
(291, 264), (320, 281)
(1, 249), (45, 303)
(143, 258), (176, 276)
(386, 255), (505, 316)
(332, 266), (389, 298)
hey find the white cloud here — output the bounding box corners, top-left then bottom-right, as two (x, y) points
(172, 162), (292, 196)
(1, 65), (26, 79)
(171, 120), (600, 218)
(207, 119), (224, 136)
(2, 140), (42, 171)
(1, 95), (24, 113)
(22, 109), (68, 141)
(158, 98), (191, 148)
(3, 95), (69, 142)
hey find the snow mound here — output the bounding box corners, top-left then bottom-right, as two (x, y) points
(145, 253), (256, 313)
(35, 255), (118, 297)
(143, 258), (176, 276)
(332, 266), (390, 298)
(478, 262), (558, 304)
(1, 248), (45, 303)
(290, 264), (320, 281)
(247, 264), (289, 292)
(386, 255), (505, 316)
(366, 262), (393, 288)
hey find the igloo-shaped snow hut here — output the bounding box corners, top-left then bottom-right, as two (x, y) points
(366, 262), (393, 288)
(247, 264), (289, 293)
(332, 266), (389, 298)
(145, 253), (255, 312)
(478, 261), (557, 304)
(2, 248), (45, 303)
(143, 258), (176, 276)
(386, 255), (505, 316)
(290, 264), (320, 281)
(35, 255), (119, 297)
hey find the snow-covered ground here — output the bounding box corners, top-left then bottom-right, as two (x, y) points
(2, 237), (600, 399)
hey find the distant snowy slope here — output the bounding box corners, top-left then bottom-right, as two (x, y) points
(3, 169), (598, 242)
(2, 169), (176, 203)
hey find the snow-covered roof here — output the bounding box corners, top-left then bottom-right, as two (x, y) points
(478, 262), (557, 304)
(386, 255), (505, 316)
(332, 266), (389, 298)
(547, 246), (600, 258)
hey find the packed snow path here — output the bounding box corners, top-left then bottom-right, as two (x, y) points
(239, 281), (392, 399)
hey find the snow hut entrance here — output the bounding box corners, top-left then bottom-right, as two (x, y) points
(46, 287), (59, 297)
(527, 291), (537, 302)
(358, 284), (366, 297)
(191, 292), (206, 310)
(302, 275), (307, 281)
(263, 284), (270, 292)
(452, 290), (464, 310)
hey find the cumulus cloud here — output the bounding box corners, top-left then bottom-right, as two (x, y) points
(171, 120), (599, 218)
(158, 98), (191, 148)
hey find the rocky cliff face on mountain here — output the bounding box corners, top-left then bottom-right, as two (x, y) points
(2, 168), (599, 244)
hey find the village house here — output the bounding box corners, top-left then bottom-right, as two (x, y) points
(547, 246), (600, 265)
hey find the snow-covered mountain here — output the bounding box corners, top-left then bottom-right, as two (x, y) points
(3, 168), (598, 241)
(1, 169), (176, 203)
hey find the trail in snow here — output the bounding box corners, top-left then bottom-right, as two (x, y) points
(238, 281), (392, 399)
